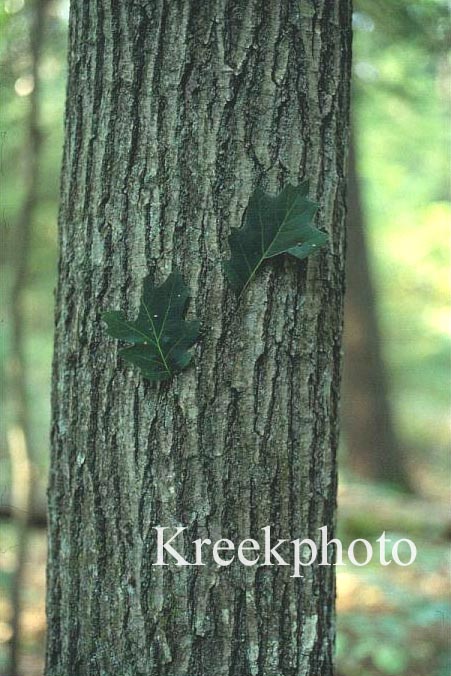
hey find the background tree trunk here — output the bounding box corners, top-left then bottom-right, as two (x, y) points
(7, 1), (47, 673)
(46, 3), (351, 675)
(342, 135), (413, 491)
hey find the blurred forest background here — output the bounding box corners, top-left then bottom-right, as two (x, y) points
(0, 1), (450, 675)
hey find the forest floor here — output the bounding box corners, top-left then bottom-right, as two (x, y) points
(0, 482), (450, 676)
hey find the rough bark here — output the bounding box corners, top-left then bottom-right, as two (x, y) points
(46, 3), (352, 676)
(342, 136), (413, 491)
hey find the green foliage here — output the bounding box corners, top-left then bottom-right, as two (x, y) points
(224, 182), (327, 297)
(354, 0), (449, 54)
(337, 601), (451, 676)
(103, 272), (200, 382)
(373, 645), (408, 674)
(352, 0), (451, 461)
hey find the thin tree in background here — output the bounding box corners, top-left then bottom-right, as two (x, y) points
(342, 136), (413, 491)
(46, 3), (352, 674)
(342, 0), (449, 491)
(7, 1), (48, 675)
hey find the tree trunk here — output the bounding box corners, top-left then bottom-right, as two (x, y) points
(342, 135), (413, 491)
(46, 3), (352, 676)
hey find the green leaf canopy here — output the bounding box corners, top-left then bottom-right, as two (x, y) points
(103, 272), (200, 382)
(224, 182), (327, 297)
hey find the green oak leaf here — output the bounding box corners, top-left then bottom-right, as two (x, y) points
(224, 182), (327, 297)
(103, 272), (200, 382)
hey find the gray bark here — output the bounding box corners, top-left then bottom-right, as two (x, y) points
(46, 2), (352, 675)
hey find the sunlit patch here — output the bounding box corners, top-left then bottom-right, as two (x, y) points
(0, 621), (13, 644)
(337, 571), (389, 612)
(14, 75), (34, 97)
(4, 0), (24, 14)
